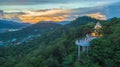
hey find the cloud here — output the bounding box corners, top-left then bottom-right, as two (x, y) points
(87, 13), (106, 20)
(22, 9), (70, 16)
(1, 0), (120, 12)
(0, 0), (119, 5)
(2, 1), (120, 23)
(4, 9), (70, 23)
(4, 8), (106, 23)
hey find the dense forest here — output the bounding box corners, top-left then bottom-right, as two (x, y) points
(0, 16), (120, 67)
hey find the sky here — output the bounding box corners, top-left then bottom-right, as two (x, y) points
(0, 0), (120, 23)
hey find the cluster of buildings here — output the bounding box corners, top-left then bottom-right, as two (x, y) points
(0, 36), (33, 46)
(0, 34), (41, 46)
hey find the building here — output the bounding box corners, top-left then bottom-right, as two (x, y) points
(0, 10), (4, 20)
(91, 22), (103, 37)
(94, 22), (102, 29)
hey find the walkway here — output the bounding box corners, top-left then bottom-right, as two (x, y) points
(75, 35), (96, 46)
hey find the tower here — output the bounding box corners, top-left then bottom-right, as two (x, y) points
(94, 22), (102, 29)
(0, 10), (4, 20)
(91, 22), (102, 37)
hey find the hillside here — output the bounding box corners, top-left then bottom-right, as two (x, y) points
(0, 22), (62, 41)
(0, 16), (119, 67)
(0, 20), (31, 34)
(38, 21), (71, 25)
(0, 20), (30, 29)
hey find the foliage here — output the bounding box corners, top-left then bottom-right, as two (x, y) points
(0, 16), (120, 67)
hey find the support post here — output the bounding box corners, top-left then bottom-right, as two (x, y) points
(87, 46), (89, 53)
(78, 45), (80, 61)
(82, 46), (86, 52)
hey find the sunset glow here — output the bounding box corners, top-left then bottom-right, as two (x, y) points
(0, 0), (120, 23)
(87, 13), (106, 20)
(4, 9), (70, 23)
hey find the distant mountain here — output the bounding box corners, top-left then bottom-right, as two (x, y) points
(38, 21), (71, 25)
(0, 20), (31, 33)
(55, 21), (71, 25)
(0, 20), (31, 29)
(0, 22), (62, 41)
(0, 16), (99, 41)
(66, 16), (99, 28)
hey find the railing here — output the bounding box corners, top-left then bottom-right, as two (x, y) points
(75, 36), (96, 46)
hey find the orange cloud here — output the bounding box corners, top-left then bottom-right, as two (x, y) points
(87, 13), (106, 20)
(17, 9), (70, 23)
(4, 13), (18, 19)
(4, 9), (70, 24)
(18, 15), (69, 24)
(4, 9), (107, 24)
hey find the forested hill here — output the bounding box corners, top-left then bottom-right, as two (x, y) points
(0, 20), (30, 29)
(0, 16), (120, 67)
(0, 22), (62, 41)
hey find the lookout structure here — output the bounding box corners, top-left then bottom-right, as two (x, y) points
(75, 22), (102, 60)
